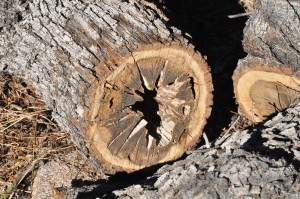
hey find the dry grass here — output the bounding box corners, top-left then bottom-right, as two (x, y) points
(0, 74), (75, 199)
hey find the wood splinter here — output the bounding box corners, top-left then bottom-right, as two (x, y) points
(87, 43), (213, 172)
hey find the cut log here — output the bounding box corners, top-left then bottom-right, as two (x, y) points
(88, 43), (213, 172)
(0, 0), (213, 173)
(233, 0), (300, 123)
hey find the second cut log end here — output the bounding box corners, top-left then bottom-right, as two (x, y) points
(233, 58), (300, 123)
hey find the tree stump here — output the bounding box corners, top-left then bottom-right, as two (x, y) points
(233, 0), (300, 122)
(0, 0), (213, 173)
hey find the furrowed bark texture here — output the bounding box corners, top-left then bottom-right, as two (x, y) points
(68, 104), (300, 198)
(233, 0), (300, 122)
(0, 0), (213, 172)
(243, 0), (300, 67)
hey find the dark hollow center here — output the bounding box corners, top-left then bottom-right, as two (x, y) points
(131, 88), (162, 141)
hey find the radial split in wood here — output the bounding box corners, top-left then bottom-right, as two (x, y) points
(86, 43), (213, 172)
(233, 62), (300, 123)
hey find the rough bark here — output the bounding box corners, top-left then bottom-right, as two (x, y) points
(233, 0), (300, 122)
(0, 0), (213, 173)
(68, 103), (300, 198)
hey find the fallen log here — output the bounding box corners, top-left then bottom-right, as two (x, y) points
(233, 0), (300, 122)
(0, 0), (213, 173)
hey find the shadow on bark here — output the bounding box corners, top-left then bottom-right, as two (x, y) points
(74, 150), (190, 198)
(74, 162), (165, 198)
(243, 125), (300, 171)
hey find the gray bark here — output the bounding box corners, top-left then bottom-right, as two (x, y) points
(240, 0), (300, 73)
(0, 0), (186, 160)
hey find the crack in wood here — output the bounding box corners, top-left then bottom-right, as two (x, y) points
(156, 60), (168, 88)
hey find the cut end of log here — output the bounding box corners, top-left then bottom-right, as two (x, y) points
(233, 62), (300, 123)
(86, 43), (213, 173)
